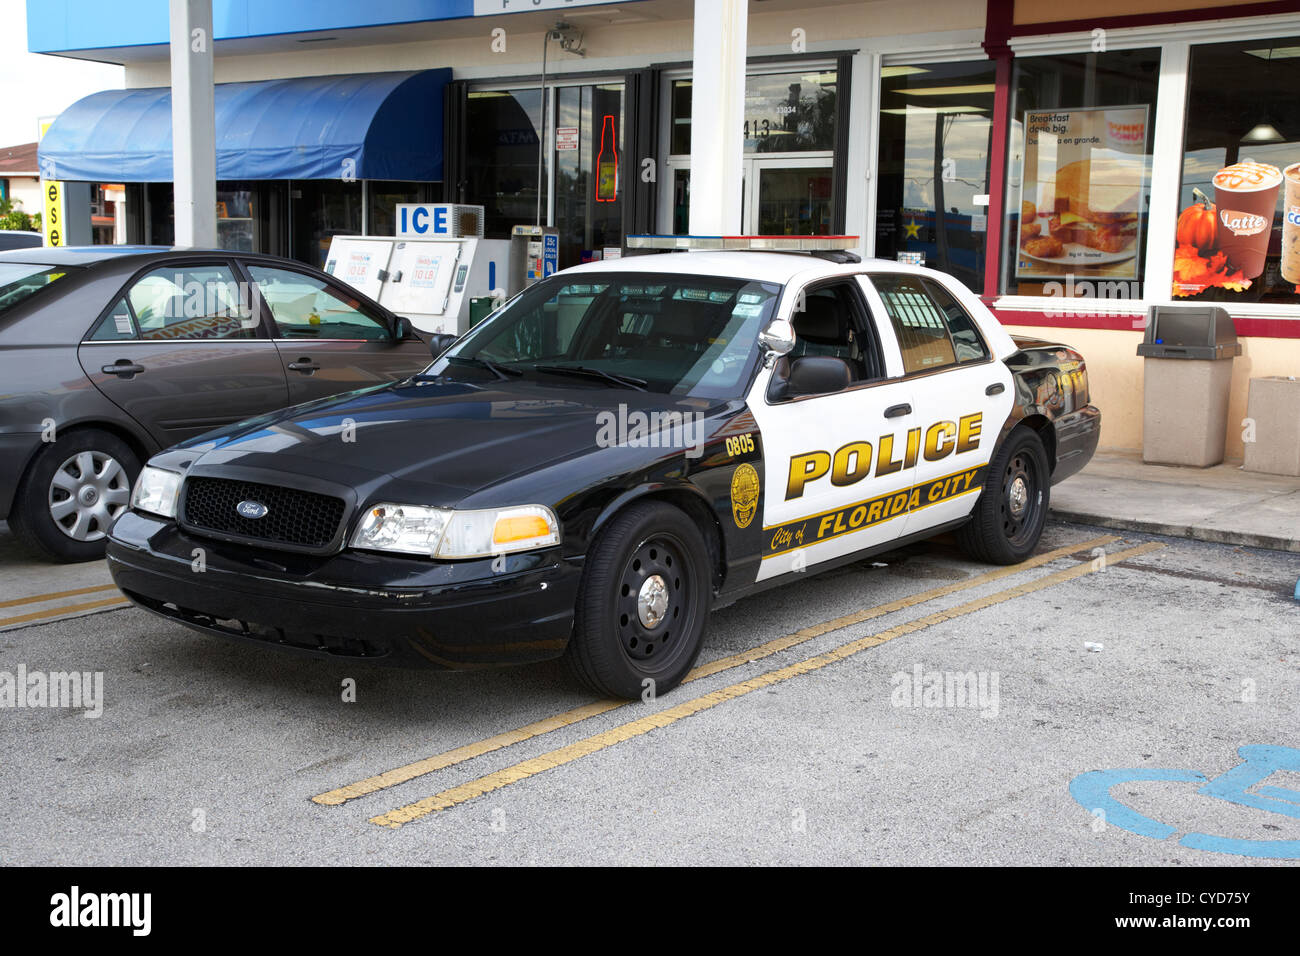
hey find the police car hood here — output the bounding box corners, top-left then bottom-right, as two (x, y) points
(171, 378), (720, 505)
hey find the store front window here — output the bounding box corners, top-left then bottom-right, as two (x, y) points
(290, 180), (362, 270)
(874, 60), (996, 291)
(553, 83), (624, 267)
(367, 180), (430, 236)
(1175, 38), (1300, 304)
(465, 88), (547, 240)
(1001, 49), (1161, 299)
(664, 67), (838, 236)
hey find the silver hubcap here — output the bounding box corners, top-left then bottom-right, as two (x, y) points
(48, 450), (130, 542)
(1007, 476), (1029, 519)
(637, 574), (670, 629)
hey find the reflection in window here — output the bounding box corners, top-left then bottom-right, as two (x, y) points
(466, 89), (548, 239)
(875, 61), (996, 292)
(669, 69), (837, 156)
(1001, 49), (1161, 298)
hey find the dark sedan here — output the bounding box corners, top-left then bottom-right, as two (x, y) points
(0, 246), (430, 561)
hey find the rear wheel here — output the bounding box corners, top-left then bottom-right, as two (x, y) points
(9, 430), (140, 563)
(955, 426), (1050, 565)
(566, 501), (711, 699)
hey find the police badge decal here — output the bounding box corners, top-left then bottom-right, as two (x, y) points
(730, 463), (760, 529)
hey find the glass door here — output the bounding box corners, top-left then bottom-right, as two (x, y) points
(748, 156), (834, 235)
(552, 82), (625, 268)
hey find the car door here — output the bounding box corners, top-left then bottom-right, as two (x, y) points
(860, 272), (1014, 538)
(243, 261), (429, 406)
(747, 276), (920, 582)
(78, 258), (290, 448)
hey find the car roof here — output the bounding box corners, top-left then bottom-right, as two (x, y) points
(558, 250), (966, 286)
(0, 245), (334, 269)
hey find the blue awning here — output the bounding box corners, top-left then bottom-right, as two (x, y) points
(38, 69), (450, 183)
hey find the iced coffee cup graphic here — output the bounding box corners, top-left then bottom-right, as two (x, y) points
(1213, 161), (1282, 279)
(1282, 163), (1300, 286)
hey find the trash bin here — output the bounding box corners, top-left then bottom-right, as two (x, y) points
(468, 296), (497, 328)
(1137, 305), (1240, 467)
(1243, 376), (1300, 476)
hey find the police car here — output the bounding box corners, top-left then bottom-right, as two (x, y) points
(107, 236), (1100, 699)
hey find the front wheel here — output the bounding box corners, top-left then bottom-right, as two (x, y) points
(9, 429), (140, 562)
(955, 426), (1050, 565)
(565, 501), (711, 699)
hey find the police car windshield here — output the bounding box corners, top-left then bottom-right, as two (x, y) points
(437, 272), (781, 399)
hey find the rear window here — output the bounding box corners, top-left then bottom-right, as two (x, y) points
(0, 264), (68, 318)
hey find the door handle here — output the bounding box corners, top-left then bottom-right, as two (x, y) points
(102, 361), (145, 378)
(287, 358), (320, 374)
(986, 382), (1006, 396)
(884, 403), (911, 419)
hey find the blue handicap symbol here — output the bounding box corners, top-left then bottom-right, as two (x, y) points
(1069, 744), (1300, 859)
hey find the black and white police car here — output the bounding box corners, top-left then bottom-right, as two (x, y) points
(107, 236), (1100, 699)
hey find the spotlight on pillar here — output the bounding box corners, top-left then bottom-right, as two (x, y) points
(1241, 122), (1285, 145)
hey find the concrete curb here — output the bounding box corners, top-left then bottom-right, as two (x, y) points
(1050, 508), (1300, 554)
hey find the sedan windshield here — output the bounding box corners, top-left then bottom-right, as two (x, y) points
(432, 271), (781, 399)
(0, 264), (68, 318)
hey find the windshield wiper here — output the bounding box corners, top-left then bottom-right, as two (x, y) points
(445, 355), (523, 380)
(532, 364), (648, 391)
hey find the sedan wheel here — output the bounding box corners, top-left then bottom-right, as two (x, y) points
(48, 449), (132, 542)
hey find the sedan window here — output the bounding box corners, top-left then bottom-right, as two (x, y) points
(0, 264), (67, 317)
(247, 265), (390, 340)
(126, 264), (256, 340)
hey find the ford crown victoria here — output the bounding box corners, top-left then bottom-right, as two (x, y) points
(106, 240), (1100, 699)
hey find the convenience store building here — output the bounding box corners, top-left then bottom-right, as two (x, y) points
(28, 0), (1300, 457)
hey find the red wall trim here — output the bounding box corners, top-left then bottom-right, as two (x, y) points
(989, 306), (1300, 339)
(985, 1), (1300, 48)
(982, 53), (1013, 298)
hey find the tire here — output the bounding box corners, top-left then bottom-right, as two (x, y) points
(8, 429), (140, 563)
(955, 425), (1050, 565)
(565, 501), (711, 700)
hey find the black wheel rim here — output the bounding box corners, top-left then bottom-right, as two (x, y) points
(615, 533), (698, 673)
(1000, 450), (1042, 548)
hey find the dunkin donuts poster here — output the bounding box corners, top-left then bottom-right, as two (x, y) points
(1173, 160), (1300, 297)
(1016, 105), (1150, 281)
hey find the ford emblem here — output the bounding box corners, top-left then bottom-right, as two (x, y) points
(236, 499), (268, 519)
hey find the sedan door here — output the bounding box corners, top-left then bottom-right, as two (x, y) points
(243, 262), (429, 406)
(747, 277), (920, 582)
(78, 259), (290, 448)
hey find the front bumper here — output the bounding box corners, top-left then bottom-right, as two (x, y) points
(107, 511), (582, 669)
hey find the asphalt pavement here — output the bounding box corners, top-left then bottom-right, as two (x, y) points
(1, 520), (1298, 865)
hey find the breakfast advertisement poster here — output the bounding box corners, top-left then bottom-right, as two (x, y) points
(1015, 105), (1150, 282)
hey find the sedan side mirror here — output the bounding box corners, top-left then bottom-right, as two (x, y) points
(427, 333), (457, 358)
(769, 355), (853, 402)
(392, 315), (414, 340)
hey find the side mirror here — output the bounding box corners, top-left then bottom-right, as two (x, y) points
(769, 355), (852, 401)
(427, 332), (457, 358)
(392, 315), (414, 340)
(758, 317), (796, 358)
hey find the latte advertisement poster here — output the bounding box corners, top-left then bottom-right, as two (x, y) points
(1016, 106), (1149, 282)
(1173, 160), (1300, 297)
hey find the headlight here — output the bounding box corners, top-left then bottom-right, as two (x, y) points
(349, 503), (559, 558)
(131, 466), (183, 519)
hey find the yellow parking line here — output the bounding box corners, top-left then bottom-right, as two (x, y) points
(312, 534), (1118, 807)
(0, 596), (129, 629)
(0, 583), (119, 610)
(369, 540), (1164, 828)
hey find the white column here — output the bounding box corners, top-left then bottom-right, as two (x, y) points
(688, 0), (747, 236)
(845, 51), (879, 260)
(1143, 41), (1189, 308)
(169, 0), (216, 248)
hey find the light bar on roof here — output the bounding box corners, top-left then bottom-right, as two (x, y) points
(627, 234), (859, 251)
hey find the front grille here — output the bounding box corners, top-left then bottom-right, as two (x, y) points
(181, 477), (347, 551)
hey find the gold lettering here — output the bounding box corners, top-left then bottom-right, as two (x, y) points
(957, 413), (983, 453)
(924, 421), (957, 461)
(904, 428), (921, 468)
(831, 441), (873, 487)
(787, 451), (831, 499)
(876, 434), (905, 477)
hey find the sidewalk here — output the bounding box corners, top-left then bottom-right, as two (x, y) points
(1051, 452), (1300, 554)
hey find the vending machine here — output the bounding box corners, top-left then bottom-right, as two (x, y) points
(323, 205), (509, 335)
